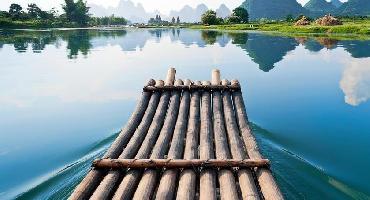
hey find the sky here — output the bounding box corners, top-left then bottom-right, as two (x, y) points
(0, 0), (346, 15)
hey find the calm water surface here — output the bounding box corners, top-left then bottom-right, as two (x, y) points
(0, 29), (370, 200)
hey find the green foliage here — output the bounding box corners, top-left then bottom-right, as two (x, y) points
(190, 19), (370, 35)
(226, 7), (249, 24)
(0, 11), (10, 18)
(0, 1), (128, 28)
(233, 7), (249, 23)
(201, 10), (220, 25)
(9, 3), (23, 20)
(90, 15), (128, 26)
(27, 3), (41, 18)
(62, 0), (90, 26)
(286, 14), (294, 22)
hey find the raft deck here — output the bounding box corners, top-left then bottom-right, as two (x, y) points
(70, 68), (283, 200)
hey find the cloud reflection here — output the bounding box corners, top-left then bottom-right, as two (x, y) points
(340, 59), (370, 106)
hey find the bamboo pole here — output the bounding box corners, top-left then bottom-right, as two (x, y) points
(89, 79), (168, 200)
(199, 80), (217, 200)
(222, 80), (260, 200)
(212, 71), (239, 200)
(129, 80), (183, 200)
(113, 68), (182, 199)
(69, 79), (156, 200)
(176, 80), (201, 200)
(155, 79), (191, 200)
(231, 80), (284, 200)
(93, 159), (270, 169)
(91, 69), (176, 199)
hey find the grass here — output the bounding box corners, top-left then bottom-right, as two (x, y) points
(189, 19), (370, 35)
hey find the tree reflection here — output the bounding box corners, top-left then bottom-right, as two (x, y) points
(201, 30), (223, 45)
(0, 29), (369, 66)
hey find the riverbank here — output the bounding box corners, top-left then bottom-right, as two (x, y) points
(190, 19), (370, 35)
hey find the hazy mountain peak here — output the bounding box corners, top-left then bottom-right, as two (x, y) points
(89, 0), (231, 23)
(304, 0), (336, 13)
(217, 4), (232, 18)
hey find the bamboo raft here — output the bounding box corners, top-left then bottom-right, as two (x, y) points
(70, 68), (284, 200)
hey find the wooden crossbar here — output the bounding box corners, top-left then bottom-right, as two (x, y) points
(93, 159), (270, 169)
(143, 84), (241, 92)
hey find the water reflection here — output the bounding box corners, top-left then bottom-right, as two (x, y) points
(3, 29), (369, 69)
(340, 59), (370, 106)
(1, 29), (370, 106)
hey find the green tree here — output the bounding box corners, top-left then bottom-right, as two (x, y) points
(226, 15), (242, 24)
(201, 10), (218, 25)
(0, 11), (10, 18)
(74, 0), (90, 25)
(62, 0), (76, 22)
(233, 7), (249, 23)
(176, 16), (180, 24)
(9, 3), (23, 20)
(286, 14), (294, 22)
(172, 17), (175, 24)
(62, 0), (90, 26)
(27, 3), (42, 18)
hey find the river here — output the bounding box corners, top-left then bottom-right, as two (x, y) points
(0, 28), (369, 199)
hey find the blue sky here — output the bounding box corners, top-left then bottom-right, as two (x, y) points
(0, 0), (347, 14)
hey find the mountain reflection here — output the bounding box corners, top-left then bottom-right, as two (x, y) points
(0, 29), (370, 68)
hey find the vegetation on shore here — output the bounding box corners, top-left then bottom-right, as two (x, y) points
(191, 17), (370, 35)
(0, 0), (128, 29)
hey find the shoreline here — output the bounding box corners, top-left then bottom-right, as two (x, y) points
(1, 23), (370, 40)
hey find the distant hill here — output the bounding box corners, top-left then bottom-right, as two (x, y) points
(241, 0), (307, 20)
(169, 4), (208, 23)
(216, 4), (232, 18)
(330, 0), (343, 8)
(240, 0), (369, 20)
(89, 0), (231, 23)
(336, 0), (370, 16)
(304, 0), (336, 16)
(89, 0), (150, 22)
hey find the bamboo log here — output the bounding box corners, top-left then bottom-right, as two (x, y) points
(155, 79), (191, 200)
(165, 68), (176, 86)
(129, 80), (183, 200)
(231, 80), (284, 200)
(199, 80), (217, 200)
(93, 159), (270, 169)
(69, 79), (156, 200)
(212, 69), (221, 86)
(176, 80), (201, 200)
(212, 71), (239, 200)
(113, 69), (179, 199)
(222, 80), (260, 200)
(90, 79), (168, 200)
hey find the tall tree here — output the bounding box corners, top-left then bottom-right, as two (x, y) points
(172, 17), (176, 24)
(201, 10), (218, 25)
(75, 0), (90, 25)
(27, 3), (42, 18)
(62, 0), (90, 26)
(177, 16), (180, 24)
(62, 0), (76, 22)
(9, 3), (23, 20)
(233, 7), (249, 23)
